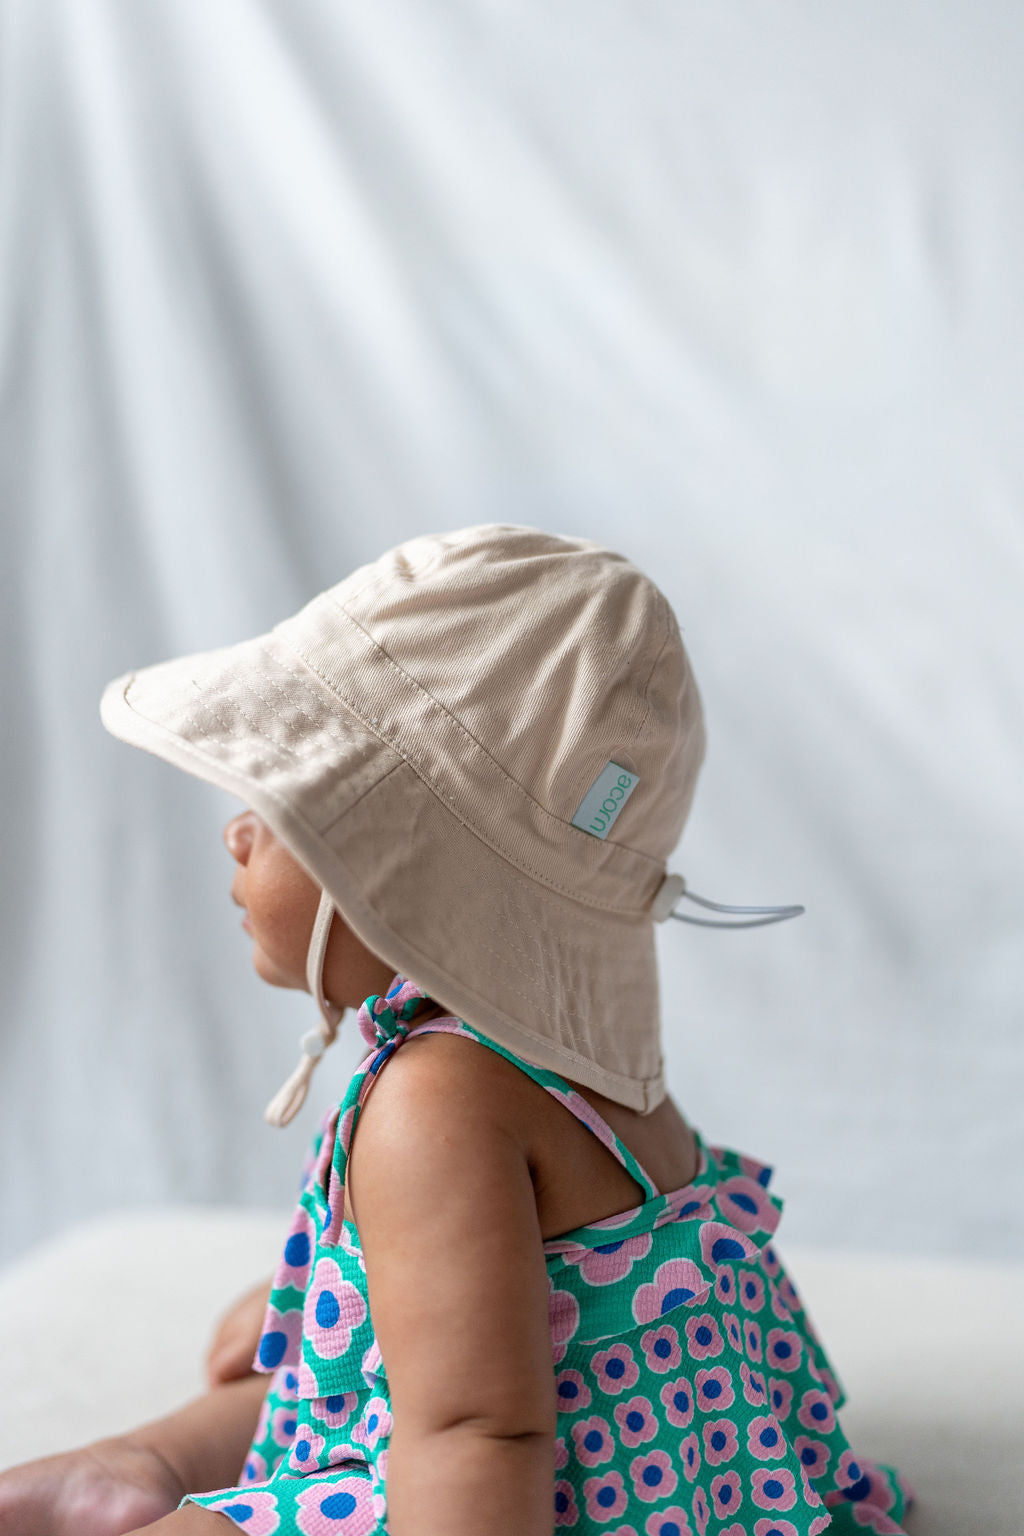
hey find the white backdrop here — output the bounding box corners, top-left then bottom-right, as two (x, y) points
(1, 0), (1022, 1270)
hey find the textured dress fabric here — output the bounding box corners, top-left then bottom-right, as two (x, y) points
(183, 978), (914, 1535)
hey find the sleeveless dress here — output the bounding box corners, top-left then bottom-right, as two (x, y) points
(183, 976), (914, 1536)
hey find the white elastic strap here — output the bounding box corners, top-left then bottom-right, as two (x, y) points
(651, 872), (805, 929)
(264, 887), (345, 1128)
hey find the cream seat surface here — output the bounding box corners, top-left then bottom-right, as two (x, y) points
(0, 1209), (1019, 1533)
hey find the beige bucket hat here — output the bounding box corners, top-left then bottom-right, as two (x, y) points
(100, 524), (801, 1124)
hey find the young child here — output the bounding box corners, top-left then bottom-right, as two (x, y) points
(0, 524), (915, 1536)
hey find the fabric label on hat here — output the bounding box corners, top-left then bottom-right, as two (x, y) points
(571, 761), (640, 840)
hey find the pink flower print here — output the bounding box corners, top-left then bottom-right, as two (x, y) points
(253, 1393), (272, 1446)
(556, 1366), (592, 1413)
(567, 1231), (653, 1287)
(295, 1473), (377, 1535)
(770, 1287), (795, 1323)
(754, 1522), (799, 1536)
(298, 1361), (321, 1397)
(573, 1414), (615, 1466)
(691, 1484), (710, 1536)
(714, 1264), (737, 1306)
(645, 1507), (693, 1536)
(352, 1395), (392, 1452)
(721, 1311), (743, 1353)
(630, 1449), (678, 1503)
(270, 1403), (299, 1449)
(660, 1373), (695, 1427)
(554, 1478), (579, 1526)
(256, 1303), (303, 1372)
(304, 1259), (367, 1361)
(641, 1322), (682, 1373)
(554, 1435), (569, 1470)
(591, 1342), (639, 1394)
(549, 1284), (581, 1362)
(309, 1393), (359, 1430)
(718, 1527), (745, 1536)
(698, 1220), (757, 1270)
(809, 1518), (832, 1536)
(683, 1313), (723, 1362)
(272, 1205), (315, 1292)
(768, 1377), (794, 1421)
(710, 1471), (743, 1521)
(761, 1244), (782, 1278)
(359, 1337), (385, 1389)
(747, 1413), (786, 1461)
(668, 1185), (715, 1225)
(614, 1396), (658, 1448)
(695, 1365), (734, 1413)
(743, 1317), (763, 1361)
(832, 1449), (885, 1505)
(751, 1468), (798, 1511)
(205, 1490), (280, 1534)
(702, 1417), (738, 1466)
(794, 1436), (831, 1480)
(240, 1450), (268, 1486)
(797, 1387), (836, 1435)
(739, 1270), (766, 1313)
(583, 1469), (629, 1522)
(337, 1225), (366, 1272)
(290, 1429), (327, 1473)
(717, 1175), (777, 1235)
(819, 1363), (842, 1404)
(679, 1431), (701, 1483)
(632, 1258), (708, 1324)
(739, 1360), (767, 1406)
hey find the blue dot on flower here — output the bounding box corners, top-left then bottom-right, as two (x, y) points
(844, 1474), (872, 1502)
(295, 1438), (311, 1460)
(745, 1281), (757, 1299)
(316, 1289), (341, 1329)
(626, 1411), (644, 1431)
(678, 1200), (701, 1217)
(774, 1340), (792, 1359)
(367, 1413), (379, 1433)
(285, 1372), (298, 1392)
(661, 1287), (694, 1311)
(642, 1464), (662, 1487)
(848, 1462), (862, 1481)
(284, 1232), (310, 1267)
(730, 1191), (758, 1214)
(555, 1491), (569, 1513)
(606, 1357), (625, 1378)
(320, 1491), (357, 1518)
(673, 1389), (689, 1413)
(325, 1395), (345, 1412)
(711, 1430), (727, 1451)
(760, 1426), (779, 1447)
(283, 1417), (296, 1437)
(695, 1326), (713, 1347)
(801, 1446), (817, 1465)
(720, 1483), (733, 1503)
(584, 1429), (603, 1451)
(258, 1331), (287, 1369)
(810, 1401), (828, 1421)
(597, 1486), (617, 1508)
(594, 1240), (625, 1254)
(560, 1379), (579, 1399)
(703, 1378), (722, 1399)
(654, 1338), (672, 1358)
(660, 1526), (682, 1536)
(764, 1478), (784, 1498)
(220, 1505), (253, 1522)
(711, 1236), (746, 1263)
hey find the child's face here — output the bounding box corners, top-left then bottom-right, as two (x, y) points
(223, 810), (396, 1010)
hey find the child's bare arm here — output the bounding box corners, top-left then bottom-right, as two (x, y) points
(348, 1033), (558, 1536)
(204, 1274), (274, 1386)
(0, 1373), (267, 1536)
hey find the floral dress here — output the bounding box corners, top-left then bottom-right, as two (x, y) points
(183, 975), (914, 1535)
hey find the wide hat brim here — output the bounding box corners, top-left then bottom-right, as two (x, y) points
(101, 602), (668, 1111)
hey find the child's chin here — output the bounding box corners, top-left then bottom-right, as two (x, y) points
(252, 947), (301, 990)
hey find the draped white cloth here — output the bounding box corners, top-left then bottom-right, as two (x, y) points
(1, 0), (1022, 1267)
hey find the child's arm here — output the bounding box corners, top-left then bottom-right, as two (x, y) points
(204, 1274), (274, 1385)
(347, 1033), (558, 1536)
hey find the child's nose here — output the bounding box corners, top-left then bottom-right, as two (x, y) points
(224, 810), (257, 863)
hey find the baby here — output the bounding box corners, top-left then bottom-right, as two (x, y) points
(0, 525), (915, 1536)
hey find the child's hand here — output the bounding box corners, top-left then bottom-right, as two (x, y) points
(0, 1434), (184, 1536)
(204, 1274), (274, 1386)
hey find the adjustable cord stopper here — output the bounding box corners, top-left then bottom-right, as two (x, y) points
(651, 872), (805, 929)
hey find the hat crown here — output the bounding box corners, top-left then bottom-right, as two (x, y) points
(321, 524), (705, 866)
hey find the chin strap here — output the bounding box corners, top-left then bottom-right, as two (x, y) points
(264, 887), (345, 1128)
(651, 873), (805, 928)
